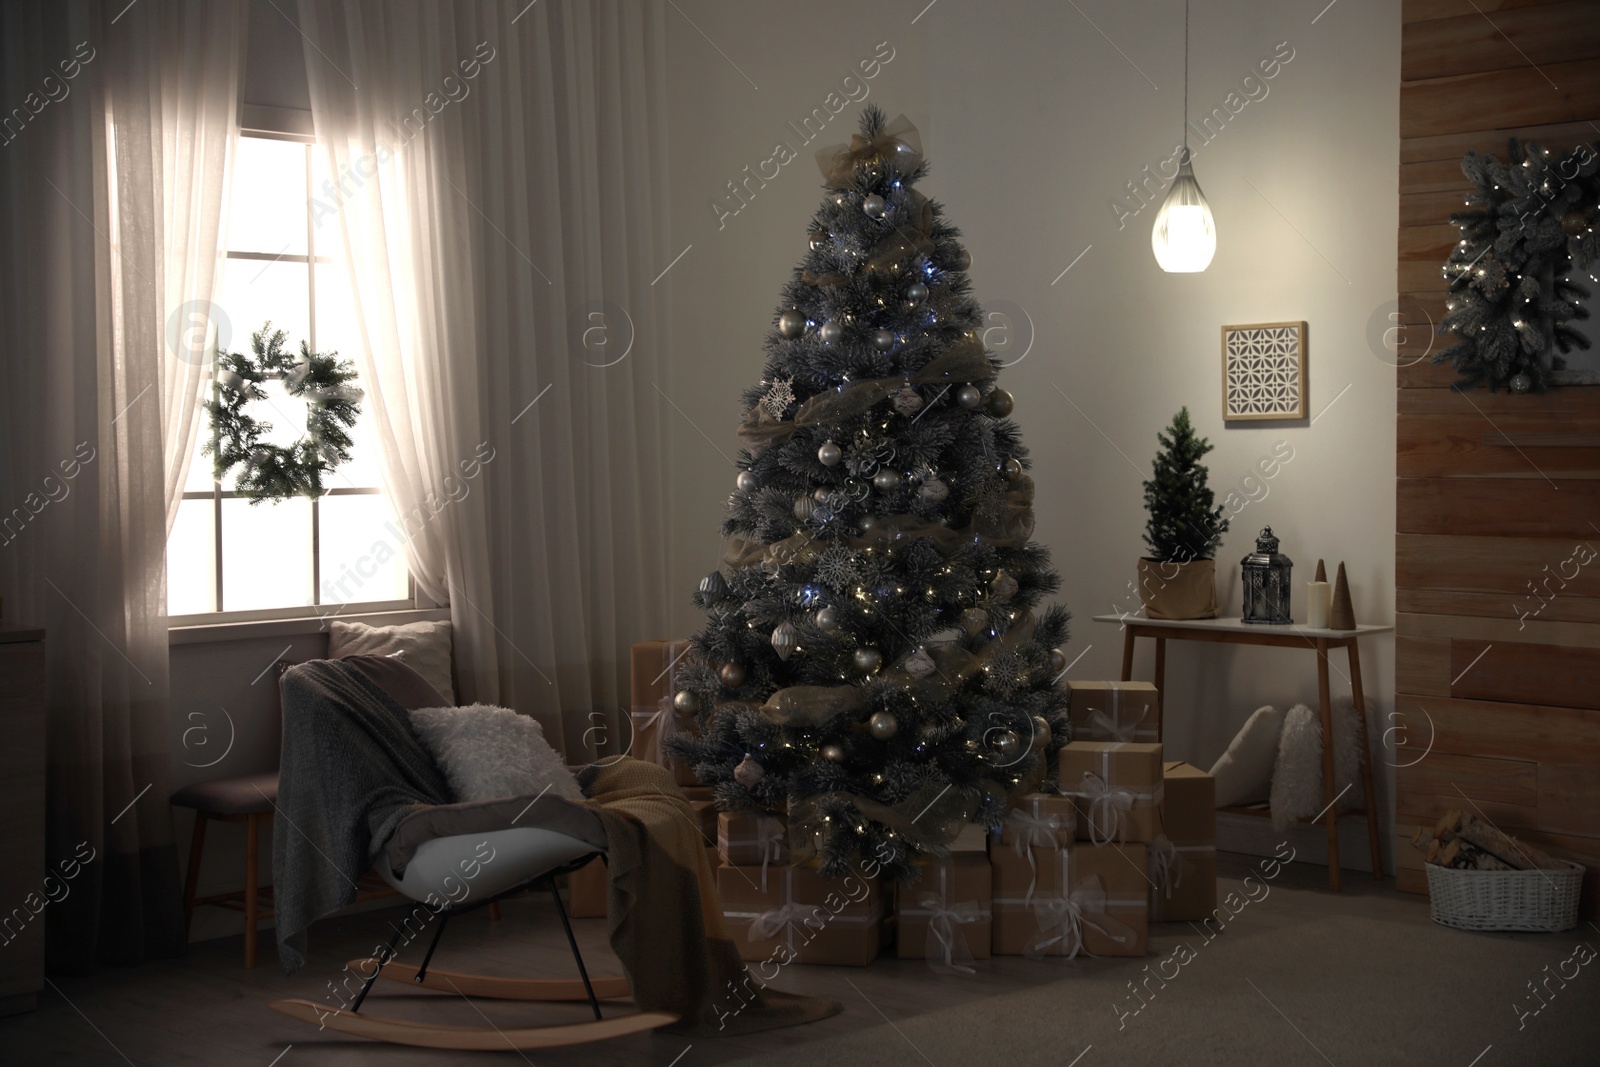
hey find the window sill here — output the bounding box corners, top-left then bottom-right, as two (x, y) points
(168, 607), (450, 646)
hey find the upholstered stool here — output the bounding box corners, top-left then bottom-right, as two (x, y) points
(172, 771), (278, 968)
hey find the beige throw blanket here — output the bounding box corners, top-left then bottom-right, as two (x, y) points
(579, 758), (841, 1036)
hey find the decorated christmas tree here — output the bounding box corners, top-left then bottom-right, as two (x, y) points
(668, 107), (1071, 881)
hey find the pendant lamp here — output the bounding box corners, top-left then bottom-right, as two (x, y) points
(1152, 0), (1216, 272)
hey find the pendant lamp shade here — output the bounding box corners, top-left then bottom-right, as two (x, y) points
(1151, 151), (1216, 273)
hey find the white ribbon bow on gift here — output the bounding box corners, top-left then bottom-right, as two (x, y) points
(750, 901), (814, 943)
(1006, 808), (1066, 857)
(918, 893), (984, 976)
(1147, 834), (1184, 900)
(1025, 875), (1133, 960)
(1089, 694), (1149, 743)
(632, 701), (689, 767)
(1067, 771), (1136, 846)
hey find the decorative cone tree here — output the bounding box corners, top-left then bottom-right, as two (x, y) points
(668, 107), (1071, 881)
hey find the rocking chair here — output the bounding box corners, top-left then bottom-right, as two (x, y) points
(266, 656), (677, 1050)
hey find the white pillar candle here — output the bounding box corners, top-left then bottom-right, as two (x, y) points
(1307, 581), (1332, 629)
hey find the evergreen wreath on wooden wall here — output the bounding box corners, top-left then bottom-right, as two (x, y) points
(205, 323), (363, 503)
(1433, 139), (1599, 393)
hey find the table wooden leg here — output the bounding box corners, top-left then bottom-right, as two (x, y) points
(1347, 642), (1384, 881)
(1119, 628), (1135, 682)
(1153, 637), (1166, 740)
(1315, 638), (1341, 892)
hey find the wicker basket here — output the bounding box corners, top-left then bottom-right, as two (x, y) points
(1425, 860), (1585, 932)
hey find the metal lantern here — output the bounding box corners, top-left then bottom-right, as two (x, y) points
(1241, 527), (1293, 625)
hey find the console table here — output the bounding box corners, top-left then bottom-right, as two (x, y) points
(1091, 614), (1391, 892)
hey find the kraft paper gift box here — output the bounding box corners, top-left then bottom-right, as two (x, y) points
(1066, 680), (1161, 743)
(991, 843), (1148, 958)
(1149, 761), (1217, 921)
(718, 811), (789, 869)
(629, 639), (702, 787)
(895, 853), (992, 969)
(689, 799), (719, 843)
(717, 864), (883, 966)
(995, 793), (1076, 852)
(1060, 741), (1164, 845)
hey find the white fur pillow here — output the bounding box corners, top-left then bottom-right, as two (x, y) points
(1208, 705), (1286, 807)
(329, 619), (456, 705)
(1269, 699), (1362, 832)
(408, 704), (584, 804)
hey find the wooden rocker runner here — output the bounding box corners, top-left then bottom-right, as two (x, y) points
(270, 825), (677, 1050)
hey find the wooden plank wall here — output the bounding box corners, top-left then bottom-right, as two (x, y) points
(1396, 0), (1600, 915)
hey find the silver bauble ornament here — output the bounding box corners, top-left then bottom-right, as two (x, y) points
(720, 662), (747, 688)
(868, 710), (898, 740)
(994, 730), (1022, 758)
(1032, 715), (1052, 748)
(862, 193), (887, 218)
(794, 496), (816, 522)
(819, 321), (843, 344)
(891, 385), (924, 416)
(853, 647), (883, 673)
(673, 690), (701, 714)
(961, 607), (990, 634)
(778, 309), (805, 338)
(818, 441), (843, 466)
(1049, 646), (1067, 672)
(699, 570), (727, 604)
(815, 605), (840, 631)
(733, 753), (765, 787)
(918, 478), (949, 504)
(991, 569), (1019, 601)
(872, 469), (902, 492)
(814, 487), (830, 503)
(737, 470), (758, 492)
(907, 282), (929, 305)
(956, 384), (983, 409)
(872, 329), (895, 351)
(771, 621), (798, 661)
(1001, 457), (1023, 481)
(820, 743), (846, 763)
(1509, 372), (1532, 393)
(951, 248), (972, 270)
(986, 388), (1015, 417)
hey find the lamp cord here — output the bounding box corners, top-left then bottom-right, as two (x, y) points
(1182, 0), (1189, 158)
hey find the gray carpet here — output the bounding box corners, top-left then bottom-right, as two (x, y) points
(5, 853), (1596, 1065)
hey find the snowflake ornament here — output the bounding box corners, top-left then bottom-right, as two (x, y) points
(760, 377), (796, 419)
(983, 652), (1026, 697)
(815, 545), (861, 592)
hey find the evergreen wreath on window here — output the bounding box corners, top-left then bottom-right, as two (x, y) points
(205, 323), (363, 503)
(1433, 139), (1599, 393)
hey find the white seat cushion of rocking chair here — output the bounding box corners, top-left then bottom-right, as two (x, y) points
(379, 825), (599, 904)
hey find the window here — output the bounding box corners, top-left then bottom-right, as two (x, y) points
(167, 133), (413, 622)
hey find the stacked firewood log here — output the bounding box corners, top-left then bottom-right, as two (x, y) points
(1411, 811), (1567, 872)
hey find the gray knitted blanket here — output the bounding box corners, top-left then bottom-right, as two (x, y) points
(272, 658), (452, 974)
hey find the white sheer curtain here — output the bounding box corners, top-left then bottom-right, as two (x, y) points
(0, 0), (242, 969)
(297, 0), (673, 752)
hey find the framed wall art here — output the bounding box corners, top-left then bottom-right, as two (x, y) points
(1221, 321), (1307, 422)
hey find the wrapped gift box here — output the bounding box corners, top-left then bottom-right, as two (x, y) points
(690, 799), (718, 843)
(1066, 680), (1161, 743)
(895, 853), (992, 966)
(717, 811), (789, 868)
(1060, 741), (1164, 844)
(995, 793), (1075, 851)
(630, 639), (702, 787)
(992, 843), (1148, 957)
(1150, 760), (1217, 922)
(717, 864), (882, 966)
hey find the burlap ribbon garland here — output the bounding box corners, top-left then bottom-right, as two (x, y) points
(814, 112), (923, 188)
(721, 475), (1036, 576)
(737, 339), (994, 454)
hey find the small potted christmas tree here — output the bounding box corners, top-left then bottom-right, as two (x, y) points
(1138, 408), (1227, 619)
